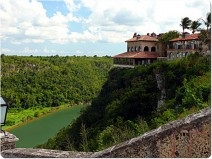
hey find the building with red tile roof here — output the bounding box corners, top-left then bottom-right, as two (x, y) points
(113, 33), (165, 67)
(113, 32), (210, 67)
(166, 33), (206, 59)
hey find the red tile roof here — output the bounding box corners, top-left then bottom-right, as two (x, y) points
(170, 33), (199, 42)
(125, 35), (158, 42)
(113, 52), (159, 59)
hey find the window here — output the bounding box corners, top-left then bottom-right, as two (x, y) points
(151, 46), (156, 52)
(148, 59), (150, 64)
(131, 47), (134, 52)
(144, 46), (149, 51)
(134, 46), (137, 52)
(138, 46), (141, 52)
(127, 47), (130, 52)
(169, 52), (174, 59)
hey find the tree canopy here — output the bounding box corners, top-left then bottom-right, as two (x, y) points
(180, 17), (192, 33)
(158, 30), (180, 44)
(1, 55), (113, 109)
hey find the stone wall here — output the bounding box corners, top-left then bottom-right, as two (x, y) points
(92, 107), (211, 158)
(1, 107), (211, 158)
(0, 132), (19, 151)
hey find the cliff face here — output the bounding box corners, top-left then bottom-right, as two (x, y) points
(155, 73), (166, 110)
(38, 53), (210, 152)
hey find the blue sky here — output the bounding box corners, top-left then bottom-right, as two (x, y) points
(1, 0), (211, 56)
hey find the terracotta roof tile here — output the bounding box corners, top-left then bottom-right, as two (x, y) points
(113, 52), (159, 59)
(125, 35), (158, 42)
(170, 33), (199, 42)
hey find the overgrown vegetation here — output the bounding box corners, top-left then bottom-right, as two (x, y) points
(1, 55), (112, 109)
(1, 55), (112, 128)
(38, 53), (210, 151)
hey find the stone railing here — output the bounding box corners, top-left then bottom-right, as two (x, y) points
(0, 132), (19, 151)
(1, 107), (211, 158)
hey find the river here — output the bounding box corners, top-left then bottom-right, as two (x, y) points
(9, 105), (87, 148)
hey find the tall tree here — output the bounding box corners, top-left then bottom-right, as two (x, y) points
(205, 12), (211, 31)
(190, 21), (201, 34)
(199, 12), (211, 50)
(180, 17), (192, 34)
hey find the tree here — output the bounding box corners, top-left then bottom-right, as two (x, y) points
(158, 30), (180, 44)
(158, 30), (180, 56)
(180, 17), (192, 34)
(199, 29), (209, 44)
(198, 12), (211, 50)
(190, 21), (201, 34)
(204, 12), (211, 31)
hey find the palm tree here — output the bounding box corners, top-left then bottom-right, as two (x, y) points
(190, 20), (201, 33)
(198, 12), (211, 52)
(205, 12), (211, 31)
(180, 17), (192, 34)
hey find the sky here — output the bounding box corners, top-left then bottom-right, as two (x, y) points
(1, 0), (211, 57)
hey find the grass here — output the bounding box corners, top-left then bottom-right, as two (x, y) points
(3, 104), (69, 131)
(8, 104), (87, 148)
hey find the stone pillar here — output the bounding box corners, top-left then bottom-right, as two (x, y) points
(0, 131), (19, 151)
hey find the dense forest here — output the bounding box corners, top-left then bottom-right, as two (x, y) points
(1, 55), (113, 109)
(38, 53), (210, 151)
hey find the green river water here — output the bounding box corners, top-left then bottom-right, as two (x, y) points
(9, 105), (86, 148)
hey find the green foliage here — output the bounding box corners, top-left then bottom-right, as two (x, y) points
(80, 123), (89, 151)
(39, 54), (210, 151)
(181, 72), (210, 109)
(151, 109), (176, 128)
(1, 55), (113, 109)
(180, 17), (192, 33)
(97, 117), (149, 150)
(3, 106), (52, 129)
(158, 30), (180, 44)
(190, 20), (201, 33)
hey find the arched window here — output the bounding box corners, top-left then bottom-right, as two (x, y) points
(134, 46), (137, 52)
(144, 46), (149, 52)
(151, 46), (156, 52)
(127, 47), (130, 52)
(131, 47), (134, 52)
(138, 46), (141, 52)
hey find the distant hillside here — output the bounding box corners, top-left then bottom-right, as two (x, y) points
(1, 55), (113, 108)
(38, 53), (210, 151)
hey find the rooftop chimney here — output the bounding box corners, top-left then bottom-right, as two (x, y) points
(133, 32), (137, 38)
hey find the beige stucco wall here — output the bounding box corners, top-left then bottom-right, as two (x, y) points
(127, 41), (158, 52)
(126, 41), (165, 57)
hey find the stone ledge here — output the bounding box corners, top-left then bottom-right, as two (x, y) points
(1, 148), (94, 158)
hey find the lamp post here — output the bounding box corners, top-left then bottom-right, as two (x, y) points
(1, 96), (8, 130)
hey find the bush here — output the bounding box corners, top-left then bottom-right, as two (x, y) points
(34, 111), (40, 117)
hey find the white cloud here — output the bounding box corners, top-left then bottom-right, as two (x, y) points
(1, 47), (69, 56)
(0, 0), (210, 46)
(80, 0), (210, 42)
(0, 0), (80, 44)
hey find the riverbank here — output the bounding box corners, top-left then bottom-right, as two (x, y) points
(9, 104), (87, 148)
(3, 104), (78, 131)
